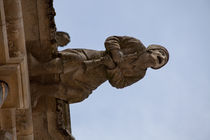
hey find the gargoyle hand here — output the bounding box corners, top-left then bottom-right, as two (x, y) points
(102, 54), (116, 69)
(110, 49), (124, 64)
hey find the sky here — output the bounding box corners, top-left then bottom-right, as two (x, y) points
(54, 0), (210, 140)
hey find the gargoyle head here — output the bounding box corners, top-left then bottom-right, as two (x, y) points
(56, 31), (71, 47)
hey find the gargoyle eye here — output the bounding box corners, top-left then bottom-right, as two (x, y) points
(160, 50), (165, 56)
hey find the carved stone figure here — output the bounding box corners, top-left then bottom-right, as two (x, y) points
(55, 31), (71, 47)
(30, 36), (169, 107)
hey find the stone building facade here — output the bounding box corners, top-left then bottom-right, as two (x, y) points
(0, 0), (73, 139)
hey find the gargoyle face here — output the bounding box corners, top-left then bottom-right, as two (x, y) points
(149, 49), (167, 69)
(147, 45), (169, 69)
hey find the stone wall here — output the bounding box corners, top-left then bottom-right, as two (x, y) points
(0, 0), (73, 139)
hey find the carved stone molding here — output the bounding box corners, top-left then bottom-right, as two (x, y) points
(56, 99), (74, 140)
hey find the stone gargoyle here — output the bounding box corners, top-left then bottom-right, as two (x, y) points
(29, 34), (169, 107)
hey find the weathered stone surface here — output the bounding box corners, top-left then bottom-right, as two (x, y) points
(0, 64), (23, 108)
(32, 96), (74, 140)
(0, 109), (17, 140)
(0, 81), (8, 107)
(0, 0), (9, 64)
(31, 36), (169, 105)
(22, 0), (57, 62)
(1, 0), (169, 139)
(4, 0), (26, 58)
(16, 109), (33, 136)
(0, 0), (33, 139)
(21, 0), (74, 139)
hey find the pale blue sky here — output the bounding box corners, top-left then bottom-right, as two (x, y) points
(54, 0), (210, 140)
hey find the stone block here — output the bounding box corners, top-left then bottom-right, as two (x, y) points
(17, 134), (33, 140)
(0, 64), (23, 108)
(0, 81), (8, 107)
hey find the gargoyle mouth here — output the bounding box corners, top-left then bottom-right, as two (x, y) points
(157, 56), (162, 64)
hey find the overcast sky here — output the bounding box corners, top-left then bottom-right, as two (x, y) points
(54, 0), (210, 140)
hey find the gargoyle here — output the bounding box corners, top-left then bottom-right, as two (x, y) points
(29, 35), (169, 107)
